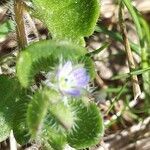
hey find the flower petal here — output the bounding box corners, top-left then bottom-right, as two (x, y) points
(57, 61), (89, 96)
(63, 88), (81, 96)
(69, 67), (89, 87)
(58, 61), (72, 79)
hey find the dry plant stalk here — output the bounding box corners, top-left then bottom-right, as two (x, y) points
(14, 0), (39, 49)
(14, 0), (27, 49)
(95, 72), (107, 89)
(119, 4), (141, 100)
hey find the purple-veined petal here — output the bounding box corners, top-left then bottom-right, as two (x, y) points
(63, 88), (81, 96)
(69, 67), (89, 87)
(58, 61), (72, 79)
(57, 61), (90, 96)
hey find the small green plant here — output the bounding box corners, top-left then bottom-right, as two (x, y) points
(0, 0), (104, 149)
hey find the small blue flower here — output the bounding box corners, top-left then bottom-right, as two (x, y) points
(57, 61), (89, 96)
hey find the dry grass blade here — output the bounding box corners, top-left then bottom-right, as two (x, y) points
(119, 3), (141, 101)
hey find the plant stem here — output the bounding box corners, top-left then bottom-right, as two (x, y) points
(14, 0), (39, 49)
(14, 0), (27, 49)
(119, 3), (141, 100)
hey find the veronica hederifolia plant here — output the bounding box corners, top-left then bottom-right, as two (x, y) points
(0, 0), (104, 149)
(26, 60), (104, 149)
(15, 40), (104, 149)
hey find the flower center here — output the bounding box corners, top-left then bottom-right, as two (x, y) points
(59, 76), (72, 91)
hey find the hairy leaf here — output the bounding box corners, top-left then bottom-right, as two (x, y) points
(0, 75), (30, 143)
(26, 87), (104, 149)
(17, 40), (86, 88)
(32, 0), (100, 45)
(67, 98), (104, 149)
(41, 112), (67, 150)
(27, 88), (54, 137)
(0, 114), (11, 142)
(27, 88), (75, 149)
(42, 126), (66, 150)
(0, 76), (12, 142)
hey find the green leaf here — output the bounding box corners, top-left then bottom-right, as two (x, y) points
(42, 124), (66, 150)
(95, 25), (140, 54)
(0, 76), (12, 141)
(27, 88), (67, 137)
(48, 103), (75, 131)
(123, 0), (143, 48)
(12, 93), (30, 144)
(41, 109), (68, 150)
(27, 89), (48, 138)
(112, 67), (150, 80)
(0, 20), (14, 39)
(67, 98), (104, 149)
(0, 114), (11, 142)
(17, 40), (86, 88)
(26, 88), (104, 149)
(86, 42), (109, 57)
(27, 88), (74, 149)
(32, 0), (100, 45)
(0, 75), (30, 143)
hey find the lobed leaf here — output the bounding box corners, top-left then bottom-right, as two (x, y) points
(17, 40), (86, 88)
(27, 88), (74, 149)
(67, 98), (104, 149)
(27, 88), (72, 137)
(42, 124), (66, 150)
(32, 0), (100, 45)
(26, 87), (104, 149)
(0, 75), (30, 143)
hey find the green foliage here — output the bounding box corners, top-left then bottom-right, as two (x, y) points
(1, 0), (105, 149)
(123, 0), (143, 48)
(27, 88), (51, 138)
(17, 40), (86, 88)
(112, 67), (150, 80)
(32, 0), (100, 45)
(42, 124), (66, 150)
(0, 76), (12, 142)
(122, 0), (150, 115)
(0, 114), (10, 142)
(0, 20), (14, 39)
(41, 102), (73, 150)
(95, 25), (140, 54)
(67, 98), (104, 149)
(26, 87), (104, 149)
(11, 91), (30, 144)
(0, 75), (30, 143)
(27, 88), (73, 149)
